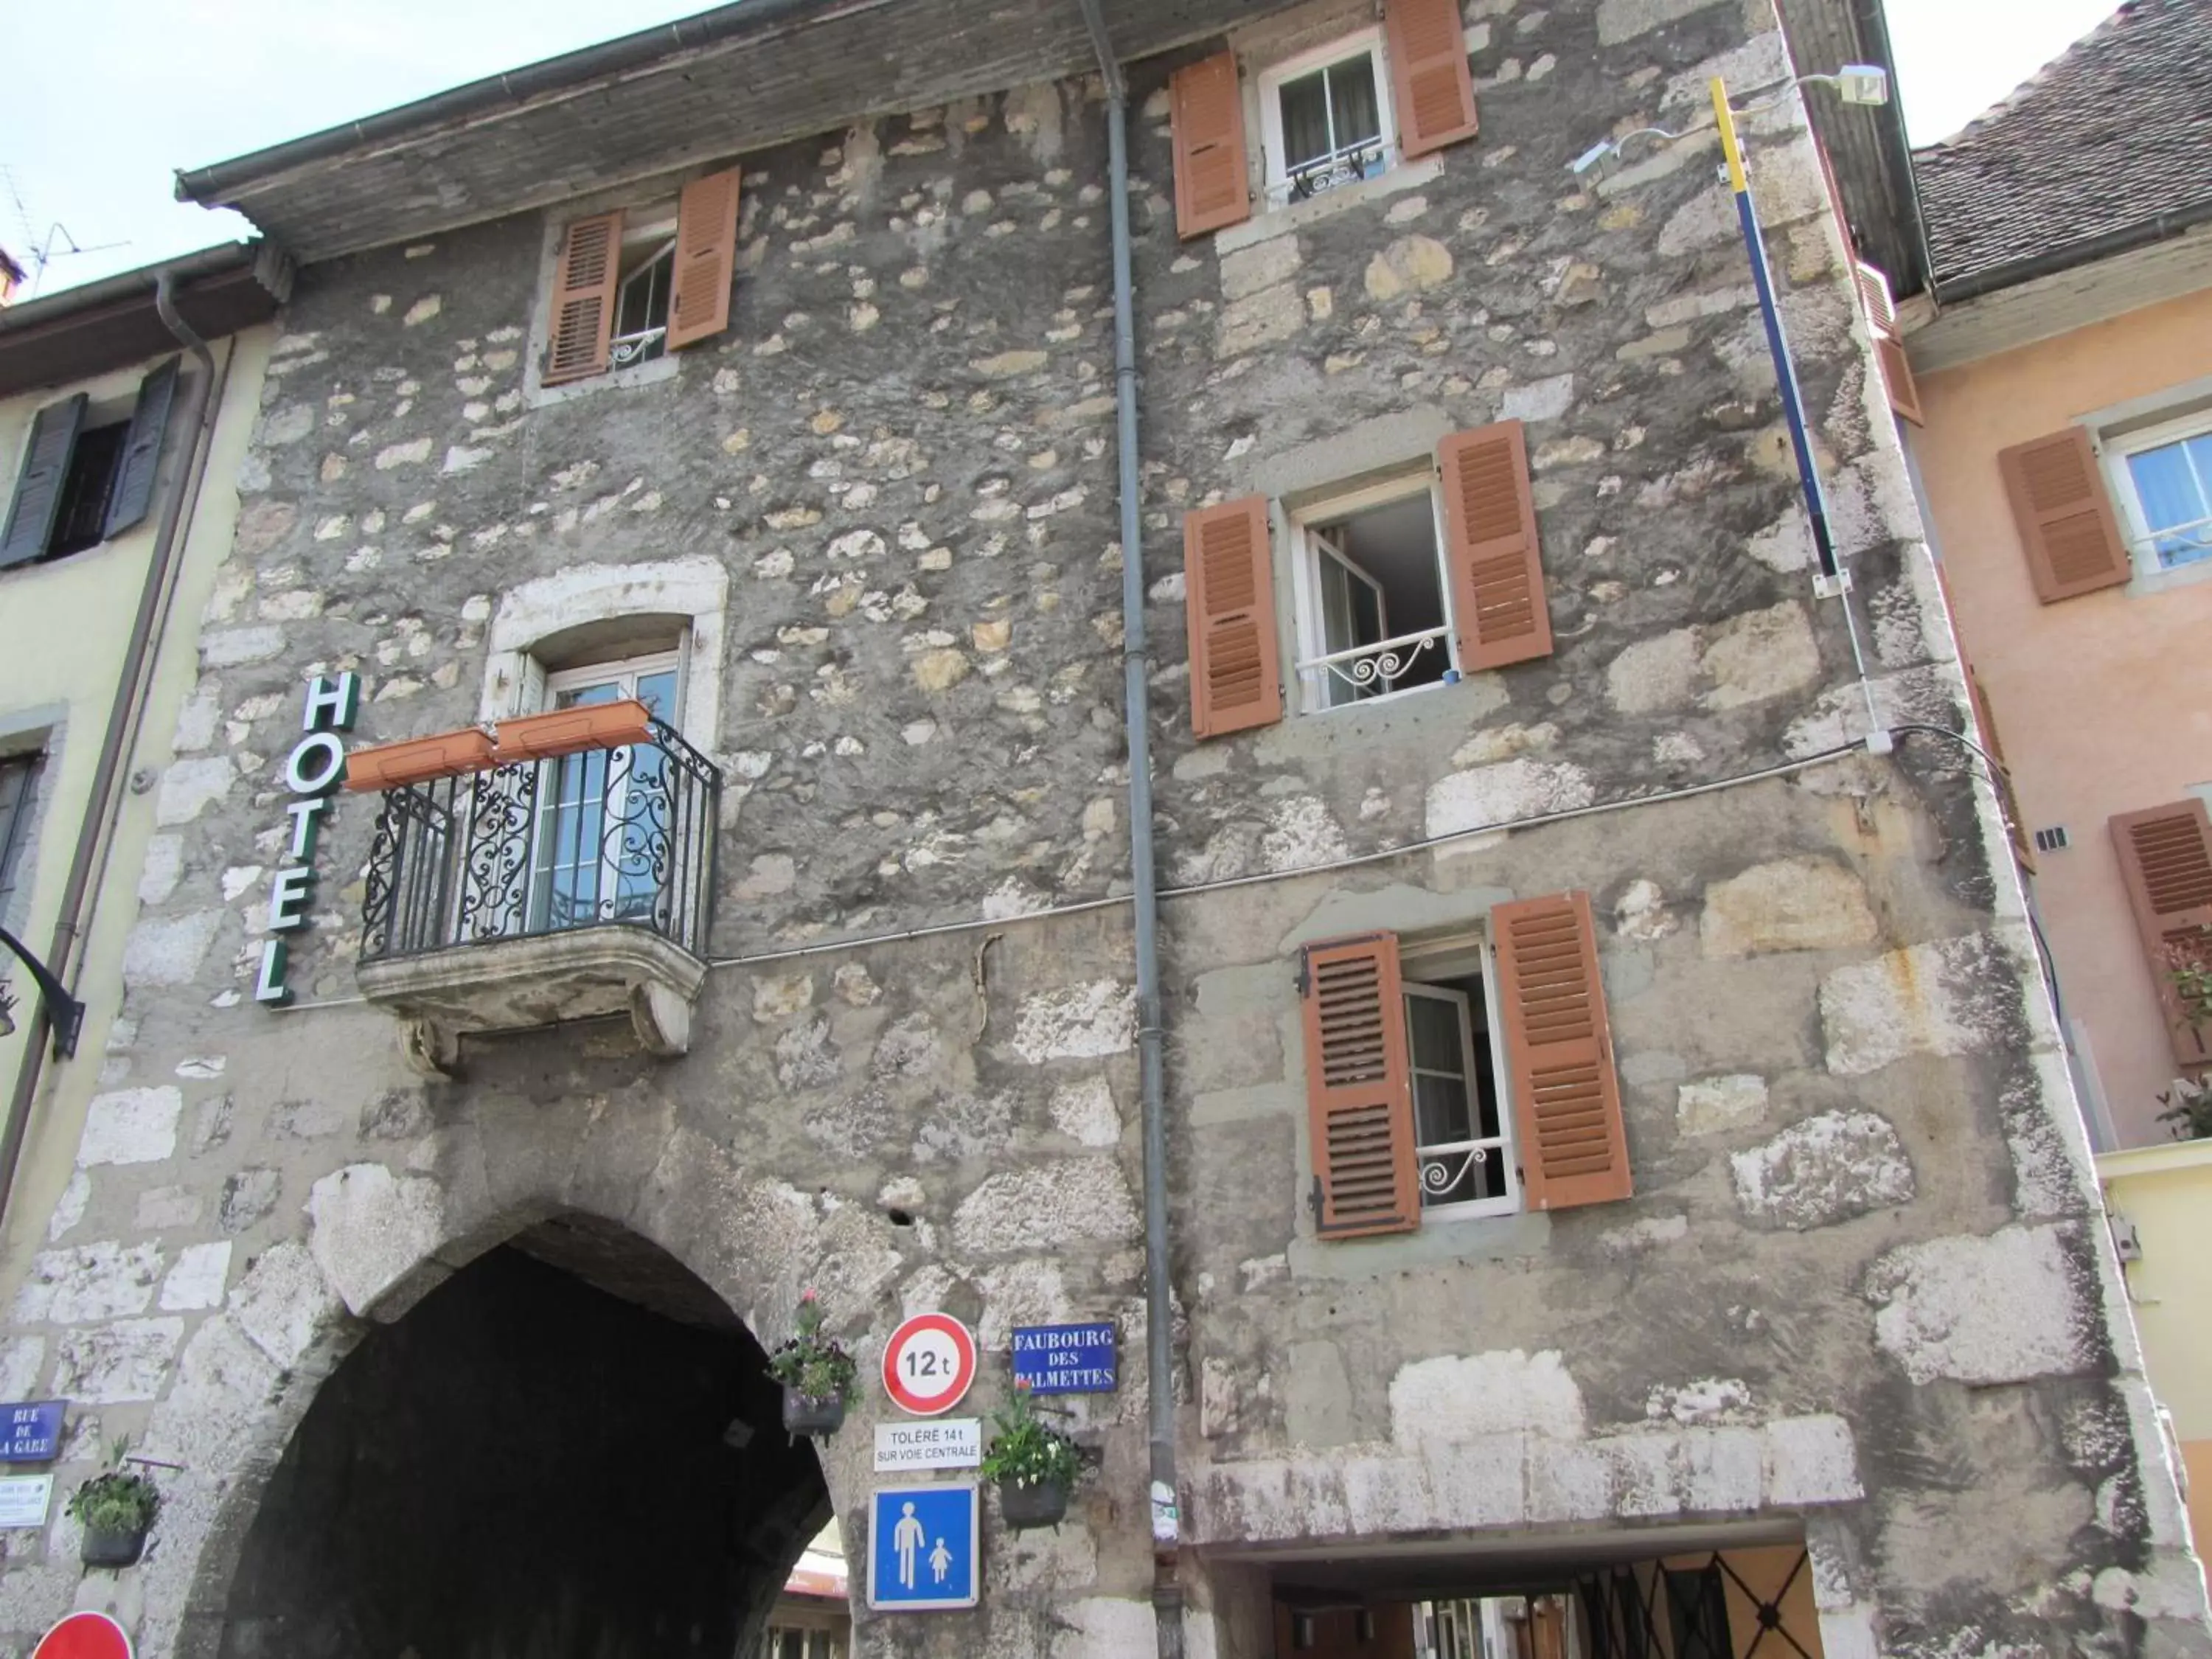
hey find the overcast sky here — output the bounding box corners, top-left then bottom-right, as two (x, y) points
(3, 0), (2121, 299)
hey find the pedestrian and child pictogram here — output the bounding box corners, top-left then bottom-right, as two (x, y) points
(866, 1483), (979, 1610)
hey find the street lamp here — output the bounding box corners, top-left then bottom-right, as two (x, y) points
(0, 925), (83, 1058)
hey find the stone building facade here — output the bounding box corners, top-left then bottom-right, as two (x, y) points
(0, 0), (2202, 1655)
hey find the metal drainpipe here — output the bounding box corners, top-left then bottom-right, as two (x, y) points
(1071, 5), (1183, 1655)
(0, 277), (230, 1235)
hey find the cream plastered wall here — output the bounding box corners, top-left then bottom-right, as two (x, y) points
(1912, 286), (2212, 1150)
(0, 327), (274, 1284)
(2100, 1139), (2212, 1552)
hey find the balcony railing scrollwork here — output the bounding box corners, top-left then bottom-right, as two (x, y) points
(1296, 625), (1448, 704)
(355, 719), (720, 1070)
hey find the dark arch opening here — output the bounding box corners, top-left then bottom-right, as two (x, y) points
(215, 1213), (831, 1659)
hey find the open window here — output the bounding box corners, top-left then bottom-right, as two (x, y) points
(540, 167), (740, 389)
(1293, 474), (1452, 709)
(1402, 939), (1519, 1220)
(1298, 894), (1629, 1241)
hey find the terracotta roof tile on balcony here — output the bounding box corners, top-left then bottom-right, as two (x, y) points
(1911, 0), (2212, 297)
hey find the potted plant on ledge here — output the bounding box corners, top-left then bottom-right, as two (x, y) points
(71, 1445), (160, 1568)
(2160, 942), (2212, 1141)
(768, 1290), (858, 1438)
(981, 1380), (1081, 1531)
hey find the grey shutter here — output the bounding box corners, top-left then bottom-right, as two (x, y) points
(103, 357), (180, 540)
(0, 394), (88, 569)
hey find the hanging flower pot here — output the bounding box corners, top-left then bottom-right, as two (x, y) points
(782, 1390), (848, 1439)
(980, 1381), (1082, 1531)
(494, 698), (655, 762)
(69, 1447), (159, 1569)
(995, 1475), (1070, 1531)
(80, 1522), (149, 1568)
(341, 727), (495, 792)
(766, 1290), (858, 1440)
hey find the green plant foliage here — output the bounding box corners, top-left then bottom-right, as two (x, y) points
(766, 1290), (859, 1405)
(68, 1442), (160, 1535)
(979, 1382), (1081, 1490)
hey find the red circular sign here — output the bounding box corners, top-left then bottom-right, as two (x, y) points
(35, 1613), (133, 1659)
(881, 1312), (978, 1417)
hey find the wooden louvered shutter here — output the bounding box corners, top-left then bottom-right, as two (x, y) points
(1964, 664), (2034, 872)
(1999, 428), (2131, 603)
(667, 167), (740, 351)
(2110, 801), (2212, 1067)
(1170, 52), (1251, 239)
(543, 210), (624, 385)
(1439, 420), (1551, 672)
(1854, 262), (1922, 427)
(1, 393), (88, 569)
(1300, 932), (1419, 1238)
(103, 355), (180, 540)
(1492, 891), (1631, 1211)
(1385, 0), (1479, 158)
(1183, 496), (1282, 738)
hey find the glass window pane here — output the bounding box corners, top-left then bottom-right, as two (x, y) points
(554, 681), (624, 709)
(2128, 439), (2212, 568)
(1406, 994), (1463, 1072)
(636, 669), (679, 722)
(1327, 56), (1382, 147)
(1414, 1072), (1472, 1146)
(1279, 69), (1332, 170)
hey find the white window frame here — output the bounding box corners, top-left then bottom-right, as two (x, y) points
(1256, 27), (1399, 209)
(1401, 939), (1520, 1225)
(529, 649), (685, 936)
(1287, 470), (1456, 715)
(608, 205), (679, 372)
(2102, 405), (2212, 577)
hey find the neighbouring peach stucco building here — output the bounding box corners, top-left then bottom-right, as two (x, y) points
(1898, 0), (2212, 1544)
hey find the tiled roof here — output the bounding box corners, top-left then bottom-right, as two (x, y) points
(1911, 0), (2212, 295)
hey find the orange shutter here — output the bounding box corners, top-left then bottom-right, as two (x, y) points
(1963, 664), (2035, 872)
(544, 210), (624, 385)
(1385, 0), (1479, 158)
(1170, 52), (1251, 239)
(1492, 891), (1632, 1211)
(1998, 428), (2132, 603)
(668, 167), (740, 351)
(1854, 261), (1923, 426)
(1439, 420), (1551, 672)
(1300, 932), (1419, 1238)
(1183, 496), (1282, 738)
(2110, 802), (2212, 1067)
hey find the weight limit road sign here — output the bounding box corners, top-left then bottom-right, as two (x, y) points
(881, 1312), (978, 1416)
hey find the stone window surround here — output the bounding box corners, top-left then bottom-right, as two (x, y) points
(1215, 0), (1455, 251)
(1254, 25), (1397, 206)
(0, 705), (61, 937)
(2080, 370), (2212, 599)
(479, 556), (728, 754)
(1282, 462), (1457, 717)
(520, 167), (706, 408)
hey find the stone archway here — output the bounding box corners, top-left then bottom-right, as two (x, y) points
(193, 1212), (830, 1659)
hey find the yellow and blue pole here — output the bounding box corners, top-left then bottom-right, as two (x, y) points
(1711, 77), (1840, 585)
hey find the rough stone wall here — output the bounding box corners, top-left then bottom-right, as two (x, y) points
(0, 2), (2200, 1659)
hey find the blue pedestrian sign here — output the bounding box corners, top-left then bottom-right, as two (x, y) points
(868, 1483), (979, 1611)
(0, 1402), (64, 1464)
(1011, 1322), (1117, 1395)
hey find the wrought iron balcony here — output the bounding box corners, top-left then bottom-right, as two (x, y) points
(355, 718), (720, 1071)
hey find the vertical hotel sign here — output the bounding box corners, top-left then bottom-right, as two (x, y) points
(254, 672), (358, 1006)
